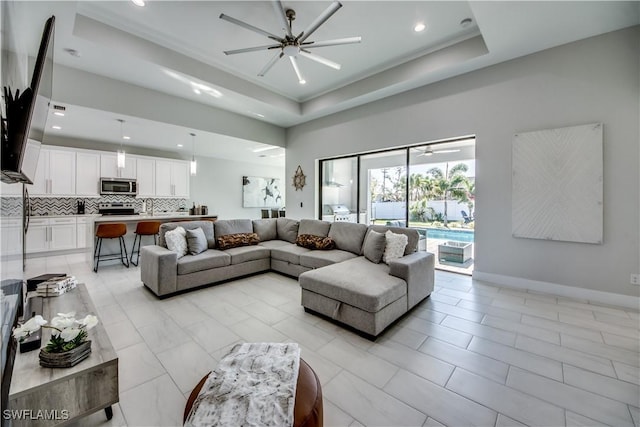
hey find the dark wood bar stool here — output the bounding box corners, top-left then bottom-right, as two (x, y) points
(130, 221), (161, 266)
(94, 223), (129, 273)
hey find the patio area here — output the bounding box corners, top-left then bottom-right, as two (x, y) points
(421, 231), (475, 276)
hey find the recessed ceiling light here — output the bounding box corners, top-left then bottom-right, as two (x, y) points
(460, 18), (473, 28)
(131, 0), (145, 7)
(177, 144), (183, 148)
(193, 88), (201, 95)
(53, 111), (65, 117)
(122, 136), (131, 140)
(414, 22), (426, 32)
(51, 125), (61, 130)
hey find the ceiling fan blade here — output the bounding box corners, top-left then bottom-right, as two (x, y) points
(219, 13), (284, 42)
(297, 1), (342, 43)
(272, 1), (293, 38)
(258, 52), (284, 77)
(224, 44), (282, 55)
(302, 36), (362, 48)
(289, 56), (306, 84)
(299, 50), (341, 70)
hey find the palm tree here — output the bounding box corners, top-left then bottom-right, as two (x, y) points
(426, 163), (469, 226)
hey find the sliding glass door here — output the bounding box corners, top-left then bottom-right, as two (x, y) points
(318, 137), (476, 274)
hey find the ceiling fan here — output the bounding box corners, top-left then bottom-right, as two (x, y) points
(418, 147), (461, 156)
(219, 1), (361, 84)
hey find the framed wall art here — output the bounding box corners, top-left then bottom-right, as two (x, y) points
(512, 123), (603, 244)
(242, 176), (283, 208)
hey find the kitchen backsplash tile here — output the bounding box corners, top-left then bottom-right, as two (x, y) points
(1, 196), (187, 217)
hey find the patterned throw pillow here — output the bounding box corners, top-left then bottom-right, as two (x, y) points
(382, 230), (408, 264)
(217, 233), (260, 250)
(165, 226), (188, 259)
(295, 234), (336, 250)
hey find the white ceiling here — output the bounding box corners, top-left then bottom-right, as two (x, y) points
(6, 1), (639, 164)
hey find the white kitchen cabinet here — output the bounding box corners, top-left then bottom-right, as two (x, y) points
(100, 153), (136, 179)
(27, 148), (76, 196)
(26, 218), (49, 253)
(50, 217), (77, 251)
(76, 151), (101, 196)
(155, 160), (189, 198)
(1, 218), (22, 256)
(136, 157), (155, 197)
(26, 217), (77, 253)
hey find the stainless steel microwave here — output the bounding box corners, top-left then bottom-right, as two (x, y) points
(100, 178), (137, 196)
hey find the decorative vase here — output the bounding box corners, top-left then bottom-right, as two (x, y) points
(39, 340), (92, 368)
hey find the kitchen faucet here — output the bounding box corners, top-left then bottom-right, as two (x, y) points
(146, 198), (154, 215)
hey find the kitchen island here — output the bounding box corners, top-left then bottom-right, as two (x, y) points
(92, 214), (218, 269)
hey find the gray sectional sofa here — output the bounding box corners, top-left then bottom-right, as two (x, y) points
(140, 217), (434, 337)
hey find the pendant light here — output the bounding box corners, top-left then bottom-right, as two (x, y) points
(190, 132), (197, 176)
(116, 119), (126, 169)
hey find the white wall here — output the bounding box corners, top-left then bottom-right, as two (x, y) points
(286, 26), (640, 298)
(190, 156), (285, 220)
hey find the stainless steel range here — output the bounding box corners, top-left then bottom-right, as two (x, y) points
(98, 202), (136, 216)
(322, 204), (352, 222)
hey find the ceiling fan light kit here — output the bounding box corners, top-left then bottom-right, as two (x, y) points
(220, 1), (361, 84)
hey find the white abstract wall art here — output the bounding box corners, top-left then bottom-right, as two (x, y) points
(242, 176), (283, 208)
(512, 123), (603, 244)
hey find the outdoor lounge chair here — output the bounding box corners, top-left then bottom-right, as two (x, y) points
(461, 210), (474, 223)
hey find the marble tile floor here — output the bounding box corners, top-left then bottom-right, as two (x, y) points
(19, 253), (640, 427)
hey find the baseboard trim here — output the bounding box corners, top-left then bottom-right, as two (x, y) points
(472, 271), (640, 310)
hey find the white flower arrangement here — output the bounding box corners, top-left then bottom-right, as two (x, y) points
(13, 311), (99, 353)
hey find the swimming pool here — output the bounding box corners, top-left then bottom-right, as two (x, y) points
(425, 228), (474, 243)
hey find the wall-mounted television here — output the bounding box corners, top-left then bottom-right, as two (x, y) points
(0, 15), (55, 184)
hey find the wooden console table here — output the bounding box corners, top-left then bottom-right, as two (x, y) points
(8, 284), (118, 427)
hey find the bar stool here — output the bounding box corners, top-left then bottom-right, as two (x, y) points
(94, 223), (129, 273)
(130, 221), (161, 266)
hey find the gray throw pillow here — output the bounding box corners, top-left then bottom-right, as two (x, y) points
(363, 230), (386, 264)
(186, 227), (208, 255)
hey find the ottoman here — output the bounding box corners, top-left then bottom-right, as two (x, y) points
(184, 358), (323, 427)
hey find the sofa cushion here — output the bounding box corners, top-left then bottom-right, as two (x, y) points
(328, 222), (368, 255)
(177, 249), (231, 275)
(299, 249), (358, 269)
(383, 230), (408, 264)
(224, 245), (271, 265)
(299, 257), (406, 312)
(271, 244), (310, 264)
(296, 234), (336, 250)
(276, 218), (299, 243)
(362, 230), (386, 264)
(252, 219), (277, 241)
(215, 219), (254, 237)
(186, 227), (208, 255)
(217, 233), (260, 250)
(298, 219), (331, 237)
(165, 227), (188, 258)
(159, 221), (215, 249)
(368, 225), (419, 255)
(258, 240), (292, 250)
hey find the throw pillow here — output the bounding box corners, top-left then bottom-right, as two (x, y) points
(362, 230), (386, 264)
(295, 234), (336, 250)
(217, 233), (260, 250)
(165, 226), (188, 259)
(383, 230), (408, 264)
(186, 227), (208, 255)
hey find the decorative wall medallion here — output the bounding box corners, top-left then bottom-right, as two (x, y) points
(293, 166), (306, 191)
